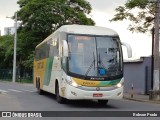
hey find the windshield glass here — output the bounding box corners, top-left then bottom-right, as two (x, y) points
(68, 34), (123, 79)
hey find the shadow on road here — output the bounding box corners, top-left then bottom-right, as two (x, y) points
(41, 91), (118, 109)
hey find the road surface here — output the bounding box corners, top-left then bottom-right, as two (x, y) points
(0, 81), (160, 120)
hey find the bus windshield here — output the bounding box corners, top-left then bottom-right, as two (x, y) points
(68, 34), (123, 80)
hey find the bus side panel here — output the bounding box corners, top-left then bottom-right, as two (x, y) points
(33, 59), (47, 89)
(43, 57), (53, 86)
(41, 56), (62, 94)
(49, 56), (62, 94)
(33, 60), (37, 87)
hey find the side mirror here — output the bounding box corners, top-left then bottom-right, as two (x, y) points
(121, 42), (132, 58)
(62, 40), (69, 57)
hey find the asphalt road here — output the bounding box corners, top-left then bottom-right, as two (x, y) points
(0, 81), (160, 120)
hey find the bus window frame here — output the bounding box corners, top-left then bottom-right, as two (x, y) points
(66, 33), (123, 81)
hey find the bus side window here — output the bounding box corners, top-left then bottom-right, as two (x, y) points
(49, 45), (58, 57)
(50, 39), (58, 57)
(56, 38), (59, 49)
(35, 48), (40, 61)
(37, 42), (50, 60)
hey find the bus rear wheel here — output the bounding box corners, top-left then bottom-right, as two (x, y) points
(56, 83), (65, 104)
(37, 80), (44, 95)
(98, 100), (108, 105)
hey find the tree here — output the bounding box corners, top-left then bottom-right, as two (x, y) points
(15, 0), (95, 69)
(110, 0), (155, 33)
(17, 0), (94, 36)
(0, 35), (14, 68)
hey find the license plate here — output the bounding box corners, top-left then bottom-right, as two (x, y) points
(93, 93), (103, 97)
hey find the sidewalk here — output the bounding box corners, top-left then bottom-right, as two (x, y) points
(124, 93), (160, 104)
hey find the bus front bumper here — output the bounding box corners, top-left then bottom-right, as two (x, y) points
(63, 85), (123, 100)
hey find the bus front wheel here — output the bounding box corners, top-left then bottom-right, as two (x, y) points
(56, 83), (65, 104)
(98, 100), (108, 105)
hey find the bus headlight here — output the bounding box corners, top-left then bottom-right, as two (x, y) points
(65, 77), (72, 85)
(116, 82), (124, 88)
(65, 77), (80, 87)
(71, 80), (79, 87)
(116, 83), (122, 88)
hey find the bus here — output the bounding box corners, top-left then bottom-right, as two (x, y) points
(34, 25), (132, 105)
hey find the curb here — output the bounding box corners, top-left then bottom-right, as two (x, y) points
(123, 96), (160, 104)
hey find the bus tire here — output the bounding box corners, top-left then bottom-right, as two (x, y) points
(56, 83), (65, 104)
(37, 80), (44, 95)
(98, 100), (108, 105)
(36, 78), (38, 88)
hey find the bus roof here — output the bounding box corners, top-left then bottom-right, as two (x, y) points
(36, 25), (118, 48)
(59, 25), (118, 36)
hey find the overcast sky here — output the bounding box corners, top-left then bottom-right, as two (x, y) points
(0, 0), (152, 59)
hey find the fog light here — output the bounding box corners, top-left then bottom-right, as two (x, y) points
(117, 92), (122, 96)
(71, 91), (77, 96)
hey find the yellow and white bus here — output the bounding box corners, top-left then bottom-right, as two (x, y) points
(34, 25), (132, 105)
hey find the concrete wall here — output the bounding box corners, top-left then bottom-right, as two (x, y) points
(124, 57), (152, 94)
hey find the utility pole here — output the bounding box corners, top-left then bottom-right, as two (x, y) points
(149, 0), (160, 100)
(12, 12), (18, 83)
(153, 0), (160, 91)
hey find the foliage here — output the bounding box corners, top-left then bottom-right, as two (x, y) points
(110, 0), (155, 33)
(14, 0), (95, 69)
(0, 35), (14, 68)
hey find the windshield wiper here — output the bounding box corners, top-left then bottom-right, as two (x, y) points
(108, 58), (114, 63)
(84, 52), (95, 79)
(98, 53), (107, 69)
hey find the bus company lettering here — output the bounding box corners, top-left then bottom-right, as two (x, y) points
(82, 81), (96, 85)
(37, 62), (44, 69)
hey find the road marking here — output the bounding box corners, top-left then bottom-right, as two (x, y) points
(0, 89), (9, 92)
(8, 89), (22, 92)
(0, 89), (36, 93)
(21, 89), (35, 92)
